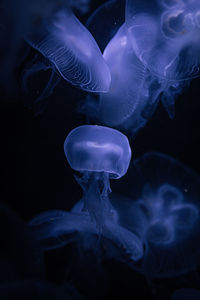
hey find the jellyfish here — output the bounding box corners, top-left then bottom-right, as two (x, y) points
(126, 0), (200, 80)
(171, 288), (200, 300)
(95, 24), (161, 133)
(111, 152), (200, 278)
(28, 125), (143, 262)
(126, 0), (200, 117)
(81, 1), (162, 134)
(64, 125), (131, 228)
(25, 7), (111, 94)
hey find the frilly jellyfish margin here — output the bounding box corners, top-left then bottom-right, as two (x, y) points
(23, 6), (111, 114)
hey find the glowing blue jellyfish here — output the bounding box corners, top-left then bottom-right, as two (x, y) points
(64, 125), (131, 227)
(29, 125), (143, 262)
(126, 0), (200, 81)
(112, 152), (200, 278)
(171, 288), (200, 300)
(96, 24), (161, 133)
(26, 8), (111, 93)
(81, 1), (162, 134)
(125, 0), (200, 117)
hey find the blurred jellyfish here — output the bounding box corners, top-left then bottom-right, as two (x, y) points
(64, 125), (131, 228)
(29, 207), (143, 261)
(25, 7), (111, 94)
(112, 152), (200, 278)
(171, 288), (200, 300)
(126, 0), (200, 117)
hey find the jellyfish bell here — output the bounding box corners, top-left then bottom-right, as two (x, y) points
(64, 125), (131, 228)
(25, 7), (111, 93)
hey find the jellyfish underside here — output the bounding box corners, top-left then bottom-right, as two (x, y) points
(112, 153), (200, 278)
(140, 184), (199, 246)
(127, 1), (200, 81)
(134, 154), (200, 277)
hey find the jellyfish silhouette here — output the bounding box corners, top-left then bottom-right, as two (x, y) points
(112, 152), (200, 278)
(171, 288), (200, 300)
(25, 7), (110, 94)
(29, 125), (143, 261)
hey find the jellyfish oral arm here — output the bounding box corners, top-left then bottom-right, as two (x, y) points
(29, 209), (144, 261)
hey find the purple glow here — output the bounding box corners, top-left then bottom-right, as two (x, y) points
(64, 125), (131, 229)
(96, 24), (161, 132)
(26, 9), (111, 93)
(111, 152), (200, 278)
(29, 207), (143, 261)
(127, 0), (200, 81)
(64, 125), (131, 178)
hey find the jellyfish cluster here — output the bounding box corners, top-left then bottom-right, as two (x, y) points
(0, 0), (200, 299)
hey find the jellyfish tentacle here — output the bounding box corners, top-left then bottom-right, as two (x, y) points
(75, 171), (113, 229)
(33, 70), (61, 116)
(29, 209), (144, 261)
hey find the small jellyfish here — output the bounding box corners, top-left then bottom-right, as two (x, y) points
(25, 8), (111, 93)
(171, 288), (200, 300)
(64, 125), (131, 228)
(112, 152), (200, 278)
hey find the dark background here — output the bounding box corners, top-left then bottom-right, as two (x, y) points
(0, 0), (200, 299)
